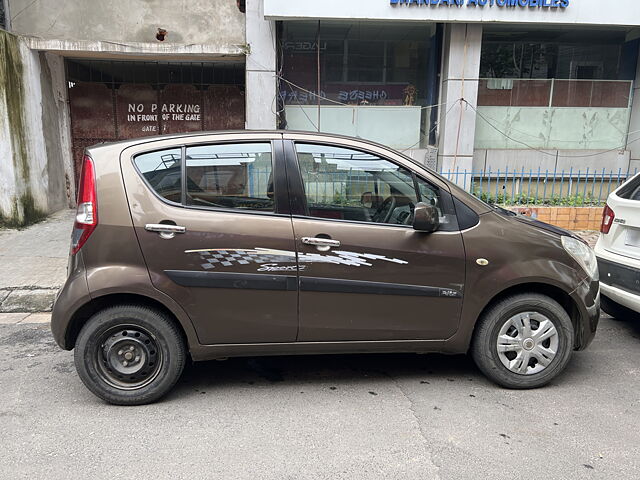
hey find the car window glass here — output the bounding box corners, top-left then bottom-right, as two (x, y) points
(615, 174), (640, 201)
(296, 143), (422, 226)
(134, 148), (182, 203)
(185, 143), (274, 212)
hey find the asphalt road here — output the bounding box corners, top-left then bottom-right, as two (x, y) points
(1, 315), (639, 480)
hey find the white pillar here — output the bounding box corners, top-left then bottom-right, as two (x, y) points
(437, 23), (482, 189)
(628, 44), (640, 173)
(245, 0), (277, 130)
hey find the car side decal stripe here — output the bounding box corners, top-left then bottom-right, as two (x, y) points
(299, 276), (461, 298)
(165, 270), (297, 291)
(165, 271), (462, 298)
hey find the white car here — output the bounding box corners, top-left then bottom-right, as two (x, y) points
(595, 172), (640, 319)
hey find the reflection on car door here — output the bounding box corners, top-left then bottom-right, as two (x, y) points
(121, 135), (299, 345)
(286, 140), (466, 342)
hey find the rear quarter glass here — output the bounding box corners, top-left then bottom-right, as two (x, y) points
(615, 172), (640, 200)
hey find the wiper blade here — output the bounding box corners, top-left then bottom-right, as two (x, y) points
(489, 203), (517, 216)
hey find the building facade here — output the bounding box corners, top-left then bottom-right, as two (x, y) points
(259, 0), (640, 193)
(1, 0), (640, 225)
(0, 0), (251, 225)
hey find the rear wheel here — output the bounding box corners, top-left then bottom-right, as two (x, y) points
(471, 293), (574, 389)
(74, 305), (186, 405)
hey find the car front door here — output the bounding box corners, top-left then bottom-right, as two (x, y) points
(284, 137), (466, 342)
(121, 134), (299, 345)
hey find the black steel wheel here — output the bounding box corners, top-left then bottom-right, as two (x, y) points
(94, 325), (163, 390)
(74, 305), (186, 405)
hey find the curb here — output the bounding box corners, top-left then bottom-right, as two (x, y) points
(0, 288), (58, 313)
(0, 313), (51, 324)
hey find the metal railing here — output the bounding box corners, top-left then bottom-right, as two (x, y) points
(440, 167), (638, 206)
(247, 167), (635, 207)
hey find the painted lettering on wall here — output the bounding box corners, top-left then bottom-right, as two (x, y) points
(390, 0), (570, 7)
(126, 103), (202, 124)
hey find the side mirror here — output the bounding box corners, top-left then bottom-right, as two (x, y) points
(413, 202), (440, 233)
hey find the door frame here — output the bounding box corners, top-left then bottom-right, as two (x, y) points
(281, 135), (468, 342)
(119, 132), (303, 345)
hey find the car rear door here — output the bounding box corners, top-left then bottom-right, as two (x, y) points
(120, 133), (299, 345)
(283, 136), (466, 342)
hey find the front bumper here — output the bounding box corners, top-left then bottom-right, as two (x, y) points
(570, 276), (600, 350)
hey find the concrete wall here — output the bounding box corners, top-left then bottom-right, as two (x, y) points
(245, 0), (277, 129)
(9, 0), (245, 47)
(437, 23), (482, 181)
(628, 43), (640, 172)
(0, 31), (72, 226)
(472, 149), (631, 175)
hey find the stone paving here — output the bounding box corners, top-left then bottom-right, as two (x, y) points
(0, 209), (74, 313)
(574, 230), (600, 248)
(0, 312), (52, 324)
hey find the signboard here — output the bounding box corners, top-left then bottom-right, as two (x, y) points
(390, 0), (569, 7)
(264, 0), (639, 27)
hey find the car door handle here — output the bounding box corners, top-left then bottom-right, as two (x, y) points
(302, 237), (341, 250)
(145, 224), (186, 234)
(145, 224), (186, 239)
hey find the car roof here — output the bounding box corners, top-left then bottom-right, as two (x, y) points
(85, 129), (492, 215)
(86, 130), (398, 153)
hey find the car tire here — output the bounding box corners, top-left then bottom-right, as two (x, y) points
(601, 295), (640, 321)
(74, 305), (186, 405)
(471, 293), (574, 389)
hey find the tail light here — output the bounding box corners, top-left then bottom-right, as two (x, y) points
(71, 155), (98, 255)
(600, 204), (615, 234)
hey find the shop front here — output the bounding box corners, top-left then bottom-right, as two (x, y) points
(279, 21), (441, 151)
(263, 0), (640, 186)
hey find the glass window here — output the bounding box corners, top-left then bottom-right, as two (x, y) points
(134, 148), (182, 203)
(296, 143), (454, 228)
(480, 27), (631, 80)
(280, 21), (441, 149)
(281, 21), (436, 106)
(185, 143), (274, 212)
(347, 40), (385, 83)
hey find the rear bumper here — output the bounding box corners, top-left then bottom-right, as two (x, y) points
(600, 283), (640, 313)
(570, 276), (600, 351)
(597, 256), (640, 296)
(597, 256), (640, 313)
(51, 254), (90, 350)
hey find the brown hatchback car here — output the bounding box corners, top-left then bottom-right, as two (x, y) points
(52, 131), (600, 405)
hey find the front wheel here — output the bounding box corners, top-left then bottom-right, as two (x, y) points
(74, 305), (186, 405)
(471, 293), (574, 389)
